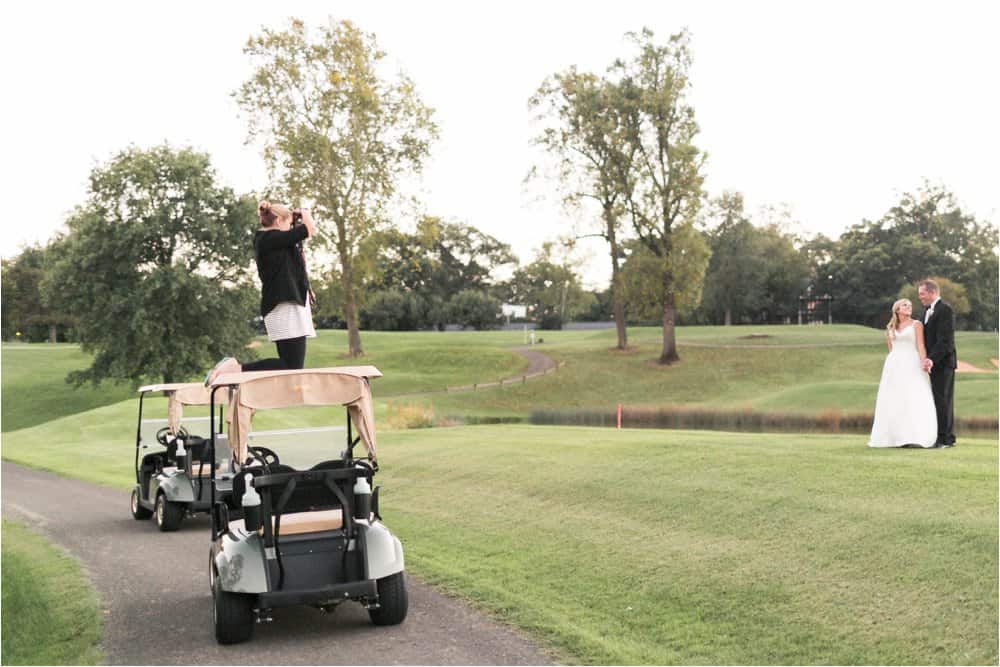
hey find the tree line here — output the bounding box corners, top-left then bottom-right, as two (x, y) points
(2, 18), (996, 385)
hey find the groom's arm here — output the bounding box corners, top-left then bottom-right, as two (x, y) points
(926, 303), (955, 366)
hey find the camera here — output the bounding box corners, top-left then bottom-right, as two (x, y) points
(291, 210), (303, 226)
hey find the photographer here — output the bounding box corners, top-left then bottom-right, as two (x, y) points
(205, 200), (318, 383)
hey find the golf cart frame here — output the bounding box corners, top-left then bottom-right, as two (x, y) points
(207, 366), (406, 644)
(132, 383), (235, 531)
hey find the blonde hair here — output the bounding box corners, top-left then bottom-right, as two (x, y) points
(886, 298), (911, 338)
(258, 200), (293, 227)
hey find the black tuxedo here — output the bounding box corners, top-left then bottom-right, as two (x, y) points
(923, 299), (957, 445)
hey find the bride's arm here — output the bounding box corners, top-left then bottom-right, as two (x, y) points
(914, 322), (928, 361)
(885, 330), (893, 352)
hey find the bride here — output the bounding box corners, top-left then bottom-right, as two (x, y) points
(868, 298), (938, 448)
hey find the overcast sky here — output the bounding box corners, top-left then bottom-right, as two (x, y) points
(2, 0), (997, 288)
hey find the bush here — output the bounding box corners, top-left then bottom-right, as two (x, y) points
(360, 289), (426, 331)
(537, 312), (563, 330)
(448, 289), (501, 330)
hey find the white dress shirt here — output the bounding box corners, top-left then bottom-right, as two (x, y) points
(924, 297), (940, 324)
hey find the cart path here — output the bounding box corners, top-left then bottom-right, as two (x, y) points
(1, 462), (555, 666)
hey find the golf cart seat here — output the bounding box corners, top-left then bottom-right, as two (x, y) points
(160, 461), (214, 477)
(229, 508), (344, 536)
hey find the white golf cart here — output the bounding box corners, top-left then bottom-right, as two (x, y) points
(132, 383), (236, 531)
(207, 366), (407, 644)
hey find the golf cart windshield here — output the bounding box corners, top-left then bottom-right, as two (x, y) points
(137, 382), (214, 443)
(211, 366), (382, 465)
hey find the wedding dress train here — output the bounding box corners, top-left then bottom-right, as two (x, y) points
(868, 325), (938, 448)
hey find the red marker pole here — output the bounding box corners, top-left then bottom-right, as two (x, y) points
(617, 403), (622, 430)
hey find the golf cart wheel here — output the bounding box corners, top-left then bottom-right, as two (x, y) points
(213, 573), (254, 644)
(369, 571), (408, 626)
(130, 488), (152, 520)
(154, 493), (184, 532)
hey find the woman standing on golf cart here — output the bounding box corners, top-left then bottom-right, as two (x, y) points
(206, 201), (317, 383)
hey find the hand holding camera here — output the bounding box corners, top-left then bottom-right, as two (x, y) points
(292, 208), (317, 237)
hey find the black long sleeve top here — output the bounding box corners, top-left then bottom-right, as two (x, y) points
(253, 225), (310, 317)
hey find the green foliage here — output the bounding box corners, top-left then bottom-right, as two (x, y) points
(503, 243), (594, 326)
(236, 18), (439, 356)
(620, 221), (711, 322)
(448, 289), (501, 330)
(814, 183), (998, 330)
(2, 521), (103, 665)
(612, 28), (708, 362)
(530, 68), (637, 347)
(898, 276), (971, 317)
(43, 145), (258, 384)
(360, 288), (426, 331)
(1, 245), (76, 342)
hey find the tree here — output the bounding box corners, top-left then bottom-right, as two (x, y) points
(818, 184), (998, 329)
(360, 289), (426, 331)
(614, 29), (708, 363)
(44, 146), (257, 384)
(619, 224), (710, 324)
(530, 69), (637, 349)
(699, 193), (765, 325)
(897, 277), (971, 323)
(236, 18), (438, 356)
(2, 244), (76, 342)
(448, 289), (501, 330)
(504, 243), (594, 328)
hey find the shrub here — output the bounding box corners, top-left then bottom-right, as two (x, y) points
(448, 289), (501, 330)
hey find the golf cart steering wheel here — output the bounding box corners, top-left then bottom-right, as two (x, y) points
(155, 426), (188, 446)
(247, 446), (280, 467)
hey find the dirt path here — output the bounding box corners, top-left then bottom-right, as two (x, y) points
(1, 462), (553, 665)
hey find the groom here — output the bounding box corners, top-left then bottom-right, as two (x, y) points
(918, 279), (957, 448)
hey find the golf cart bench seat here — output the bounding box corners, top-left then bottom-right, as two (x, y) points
(161, 461), (214, 477)
(230, 509), (344, 536)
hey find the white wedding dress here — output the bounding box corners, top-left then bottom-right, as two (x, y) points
(868, 324), (938, 448)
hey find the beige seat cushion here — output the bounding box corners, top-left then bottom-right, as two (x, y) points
(160, 462), (213, 477)
(229, 509), (344, 536)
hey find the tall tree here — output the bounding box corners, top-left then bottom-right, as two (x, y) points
(614, 29), (707, 363)
(44, 146), (257, 384)
(236, 18), (438, 356)
(700, 192), (765, 325)
(503, 243), (594, 329)
(530, 69), (638, 349)
(619, 225), (710, 325)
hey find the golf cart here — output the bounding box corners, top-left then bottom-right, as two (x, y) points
(132, 383), (236, 531)
(207, 366), (407, 644)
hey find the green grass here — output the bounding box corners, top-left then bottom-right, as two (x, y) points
(1, 344), (134, 432)
(2, 391), (996, 663)
(381, 426), (998, 665)
(1, 520), (103, 665)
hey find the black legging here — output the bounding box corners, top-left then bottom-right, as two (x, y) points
(240, 336), (306, 372)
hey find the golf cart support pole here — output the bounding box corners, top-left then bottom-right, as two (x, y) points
(135, 391), (146, 485)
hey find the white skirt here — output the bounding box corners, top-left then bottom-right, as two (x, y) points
(264, 300), (317, 342)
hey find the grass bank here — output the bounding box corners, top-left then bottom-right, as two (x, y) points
(1, 520), (103, 665)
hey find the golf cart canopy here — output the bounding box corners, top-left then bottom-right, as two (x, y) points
(137, 382), (212, 435)
(211, 366), (382, 465)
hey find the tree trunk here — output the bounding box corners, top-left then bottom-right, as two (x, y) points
(659, 297), (679, 364)
(336, 232), (364, 358)
(605, 207), (627, 350)
(49, 323), (57, 343)
(608, 233), (628, 350)
(724, 308), (732, 326)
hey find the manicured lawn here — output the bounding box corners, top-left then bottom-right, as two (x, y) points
(380, 426), (997, 665)
(1, 344), (134, 432)
(1, 520), (103, 665)
(2, 393), (996, 663)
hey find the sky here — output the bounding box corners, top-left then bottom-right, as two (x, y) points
(2, 0), (998, 288)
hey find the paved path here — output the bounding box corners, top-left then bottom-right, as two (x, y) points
(1, 462), (553, 665)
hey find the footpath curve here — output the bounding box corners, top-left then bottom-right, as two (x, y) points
(1, 462), (553, 665)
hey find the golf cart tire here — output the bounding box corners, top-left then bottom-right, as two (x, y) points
(369, 571), (408, 626)
(155, 493), (184, 532)
(131, 488), (153, 520)
(214, 575), (255, 644)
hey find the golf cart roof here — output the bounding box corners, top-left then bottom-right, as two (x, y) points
(211, 366), (382, 465)
(138, 382), (213, 435)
